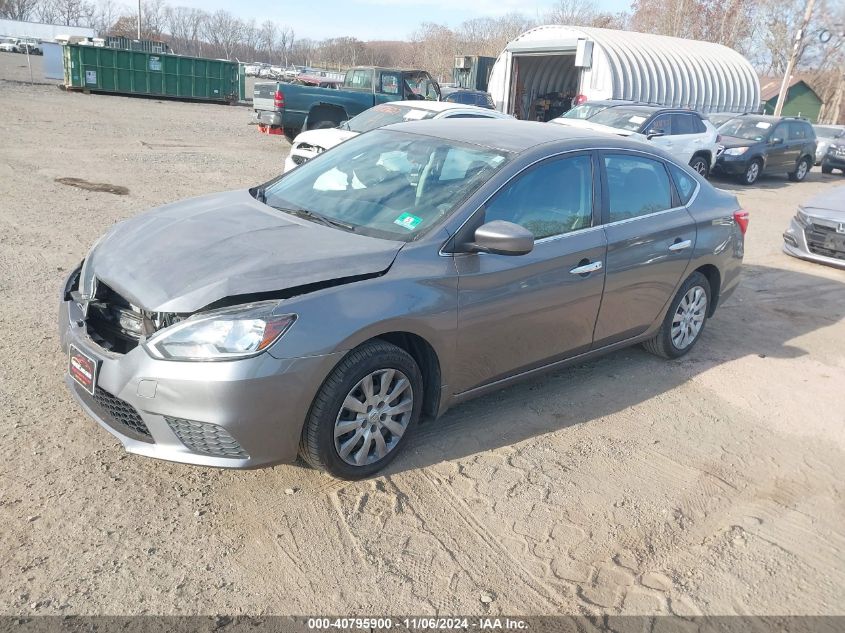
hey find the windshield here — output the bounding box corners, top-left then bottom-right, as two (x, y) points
(345, 104), (438, 134)
(588, 107), (656, 131)
(814, 126), (845, 139)
(718, 118), (774, 141)
(562, 103), (609, 120)
(264, 129), (510, 241)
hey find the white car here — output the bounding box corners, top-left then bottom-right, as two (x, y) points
(0, 40), (19, 53)
(284, 101), (512, 173)
(552, 104), (719, 176)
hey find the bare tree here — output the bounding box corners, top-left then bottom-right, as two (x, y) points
(0, 0), (40, 21)
(165, 6), (207, 56)
(202, 9), (242, 59)
(37, 0), (96, 26)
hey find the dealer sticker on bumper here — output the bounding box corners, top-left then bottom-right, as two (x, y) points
(69, 344), (98, 395)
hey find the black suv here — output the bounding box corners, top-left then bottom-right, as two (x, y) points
(713, 115), (817, 185)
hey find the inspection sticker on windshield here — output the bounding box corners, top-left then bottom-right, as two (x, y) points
(394, 212), (423, 230)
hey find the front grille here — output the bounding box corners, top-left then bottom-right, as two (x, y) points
(805, 224), (845, 261)
(165, 417), (248, 459)
(83, 386), (152, 440)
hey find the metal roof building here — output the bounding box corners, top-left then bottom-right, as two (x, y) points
(487, 25), (761, 118)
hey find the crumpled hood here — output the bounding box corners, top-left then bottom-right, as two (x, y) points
(292, 127), (358, 151)
(86, 190), (403, 313)
(551, 118), (634, 137)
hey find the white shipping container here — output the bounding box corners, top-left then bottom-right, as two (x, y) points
(488, 25), (760, 117)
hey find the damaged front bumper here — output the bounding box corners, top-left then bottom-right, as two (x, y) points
(59, 268), (344, 468)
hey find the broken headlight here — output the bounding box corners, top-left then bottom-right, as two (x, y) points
(144, 301), (296, 361)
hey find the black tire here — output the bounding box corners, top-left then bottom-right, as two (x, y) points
(299, 340), (423, 479)
(738, 159), (762, 185)
(821, 164), (833, 175)
(643, 272), (711, 360)
(283, 128), (297, 143)
(310, 120), (337, 130)
(689, 155), (709, 177)
(788, 156), (811, 182)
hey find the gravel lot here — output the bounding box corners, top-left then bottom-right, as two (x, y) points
(2, 53), (845, 617)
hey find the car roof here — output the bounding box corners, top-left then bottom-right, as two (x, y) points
(380, 100), (488, 113)
(382, 118), (626, 153)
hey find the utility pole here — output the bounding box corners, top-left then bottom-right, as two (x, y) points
(773, 0), (816, 116)
(137, 0), (142, 39)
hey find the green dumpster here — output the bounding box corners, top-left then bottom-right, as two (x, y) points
(63, 44), (240, 103)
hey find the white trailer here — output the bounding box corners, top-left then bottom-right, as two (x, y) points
(488, 25), (760, 119)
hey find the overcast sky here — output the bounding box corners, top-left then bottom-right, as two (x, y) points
(167, 0), (631, 40)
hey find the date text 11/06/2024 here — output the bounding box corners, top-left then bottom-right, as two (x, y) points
(307, 618), (528, 630)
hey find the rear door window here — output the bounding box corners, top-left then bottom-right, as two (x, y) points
(603, 154), (674, 222)
(380, 72), (400, 95)
(671, 113), (697, 135)
(788, 122), (807, 140)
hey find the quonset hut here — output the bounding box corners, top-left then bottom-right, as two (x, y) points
(487, 25), (761, 120)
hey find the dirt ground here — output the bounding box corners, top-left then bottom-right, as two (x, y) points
(2, 53), (845, 618)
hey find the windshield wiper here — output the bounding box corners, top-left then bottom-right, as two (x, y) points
(271, 206), (356, 232)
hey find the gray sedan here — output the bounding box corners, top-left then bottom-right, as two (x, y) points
(59, 120), (747, 479)
(783, 185), (845, 269)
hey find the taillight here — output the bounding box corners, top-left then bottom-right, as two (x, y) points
(733, 210), (749, 235)
(574, 94), (588, 105)
(273, 89), (285, 109)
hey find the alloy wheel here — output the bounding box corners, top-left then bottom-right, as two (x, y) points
(671, 286), (707, 350)
(746, 162), (760, 184)
(796, 159), (808, 180)
(692, 159), (708, 175)
(333, 368), (414, 466)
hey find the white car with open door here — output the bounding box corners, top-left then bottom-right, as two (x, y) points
(284, 101), (512, 173)
(552, 104), (720, 176)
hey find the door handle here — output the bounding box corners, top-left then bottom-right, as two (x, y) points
(570, 260), (603, 275)
(669, 239), (692, 252)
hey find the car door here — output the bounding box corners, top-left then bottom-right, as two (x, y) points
(670, 113), (705, 163)
(643, 114), (677, 159)
(452, 152), (607, 393)
(766, 123), (791, 171)
(593, 151), (697, 346)
(785, 121), (808, 168)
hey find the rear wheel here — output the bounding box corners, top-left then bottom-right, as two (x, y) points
(310, 120), (337, 130)
(643, 272), (711, 359)
(299, 340), (423, 479)
(788, 157), (811, 182)
(738, 159), (762, 185)
(821, 163), (833, 175)
(689, 155), (709, 177)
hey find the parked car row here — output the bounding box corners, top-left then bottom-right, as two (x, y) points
(0, 37), (41, 54)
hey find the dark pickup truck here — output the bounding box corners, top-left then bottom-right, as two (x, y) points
(254, 66), (441, 141)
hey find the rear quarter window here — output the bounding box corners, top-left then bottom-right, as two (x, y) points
(668, 163), (697, 204)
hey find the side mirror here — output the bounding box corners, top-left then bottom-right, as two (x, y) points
(646, 130), (665, 140)
(770, 137), (783, 145)
(469, 220), (534, 256)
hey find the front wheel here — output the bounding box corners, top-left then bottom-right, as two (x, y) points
(643, 272), (711, 359)
(738, 159), (762, 185)
(689, 155), (709, 177)
(299, 340), (423, 479)
(821, 163), (833, 175)
(788, 157), (810, 182)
